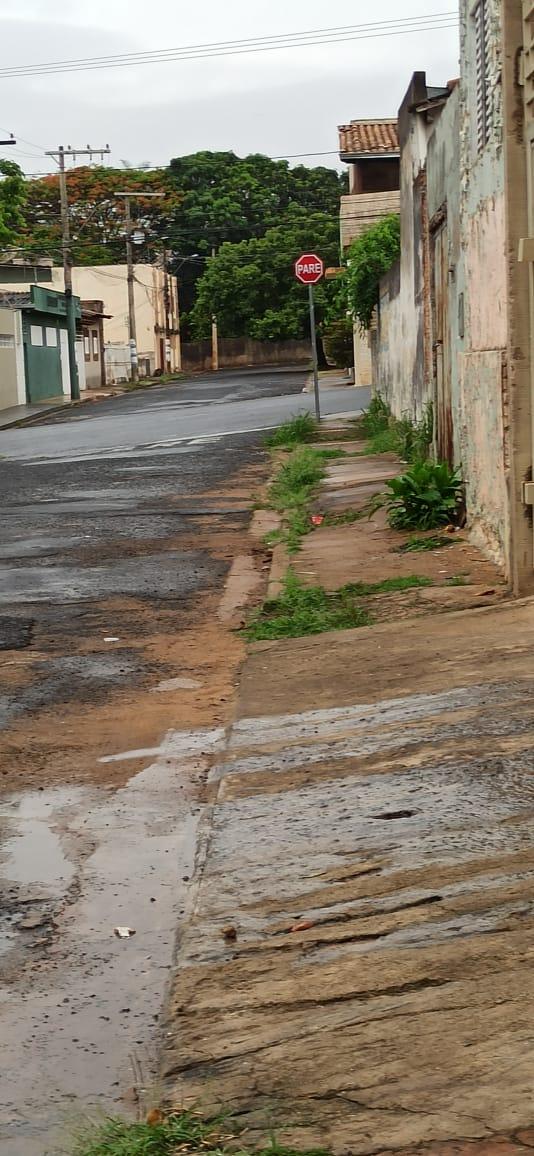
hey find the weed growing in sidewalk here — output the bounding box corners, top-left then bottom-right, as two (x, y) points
(69, 1109), (330, 1156)
(323, 508), (365, 526)
(342, 575), (432, 596)
(244, 570), (372, 640)
(397, 534), (455, 553)
(360, 394), (433, 463)
(268, 445), (343, 553)
(266, 413), (318, 448)
(70, 1110), (226, 1156)
(244, 571), (435, 641)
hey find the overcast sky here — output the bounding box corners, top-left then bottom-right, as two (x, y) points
(1, 1), (459, 175)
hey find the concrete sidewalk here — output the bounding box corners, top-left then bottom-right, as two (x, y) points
(0, 388), (121, 430)
(163, 599), (534, 1154)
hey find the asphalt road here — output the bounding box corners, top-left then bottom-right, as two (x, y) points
(0, 367), (368, 463)
(0, 366), (369, 1154)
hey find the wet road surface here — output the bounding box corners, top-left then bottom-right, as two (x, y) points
(0, 370), (366, 463)
(0, 368), (368, 1153)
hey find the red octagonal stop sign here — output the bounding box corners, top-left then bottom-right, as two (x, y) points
(295, 252), (324, 284)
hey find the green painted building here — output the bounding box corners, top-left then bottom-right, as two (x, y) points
(0, 284), (81, 403)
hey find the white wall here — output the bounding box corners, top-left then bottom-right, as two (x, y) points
(0, 308), (26, 411)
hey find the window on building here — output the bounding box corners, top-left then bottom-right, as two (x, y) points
(84, 333), (91, 360)
(30, 325), (44, 346)
(0, 333), (14, 348)
(92, 330), (99, 359)
(474, 0), (492, 151)
(45, 327), (57, 347)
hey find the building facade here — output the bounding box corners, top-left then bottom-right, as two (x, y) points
(0, 285), (84, 410)
(0, 261), (181, 383)
(369, 2), (534, 590)
(338, 119), (400, 386)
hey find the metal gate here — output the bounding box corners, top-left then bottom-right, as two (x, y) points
(22, 318), (63, 403)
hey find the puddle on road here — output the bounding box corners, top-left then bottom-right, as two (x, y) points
(0, 753), (203, 1156)
(0, 791), (76, 892)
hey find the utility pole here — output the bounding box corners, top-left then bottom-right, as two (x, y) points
(211, 245), (219, 373)
(162, 246), (171, 373)
(0, 133), (16, 146)
(114, 191), (165, 383)
(45, 144), (110, 400)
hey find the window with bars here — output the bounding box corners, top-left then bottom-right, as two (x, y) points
(474, 0), (492, 151)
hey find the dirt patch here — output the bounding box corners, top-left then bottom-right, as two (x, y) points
(294, 506), (504, 594)
(0, 464), (266, 795)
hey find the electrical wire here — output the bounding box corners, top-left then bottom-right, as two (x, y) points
(0, 13), (458, 80)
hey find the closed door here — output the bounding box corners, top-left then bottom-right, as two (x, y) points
(24, 321), (62, 402)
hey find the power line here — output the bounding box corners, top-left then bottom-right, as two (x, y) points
(0, 13), (458, 80)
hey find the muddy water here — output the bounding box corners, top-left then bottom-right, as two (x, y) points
(0, 753), (204, 1155)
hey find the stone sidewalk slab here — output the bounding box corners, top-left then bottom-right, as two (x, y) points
(162, 598), (534, 1154)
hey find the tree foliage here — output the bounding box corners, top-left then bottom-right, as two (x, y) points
(0, 160), (27, 247)
(322, 316), (354, 368)
(15, 152), (347, 339)
(19, 166), (180, 265)
(189, 209), (339, 341)
(345, 214), (401, 329)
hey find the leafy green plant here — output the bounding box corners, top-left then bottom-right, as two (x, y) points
(244, 570), (372, 640)
(345, 215), (401, 330)
(266, 413), (318, 448)
(380, 461), (463, 531)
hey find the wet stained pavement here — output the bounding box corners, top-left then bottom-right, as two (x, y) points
(0, 368), (360, 1153)
(162, 602), (534, 1155)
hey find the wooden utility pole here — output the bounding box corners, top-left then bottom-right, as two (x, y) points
(45, 144), (110, 400)
(211, 245), (219, 372)
(114, 191), (165, 382)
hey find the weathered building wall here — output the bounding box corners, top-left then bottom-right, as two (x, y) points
(375, 75), (434, 420)
(458, 0), (509, 570)
(427, 84), (461, 464)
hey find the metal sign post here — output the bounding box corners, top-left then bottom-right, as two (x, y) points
(308, 283), (320, 422)
(294, 252), (324, 422)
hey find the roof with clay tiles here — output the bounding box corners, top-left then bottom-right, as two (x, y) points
(338, 119), (399, 158)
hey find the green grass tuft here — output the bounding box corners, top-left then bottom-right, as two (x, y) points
(69, 1110), (330, 1156)
(341, 575), (432, 596)
(266, 413), (318, 448)
(244, 570), (372, 641)
(267, 446), (343, 553)
(70, 1111), (226, 1156)
(397, 534), (455, 553)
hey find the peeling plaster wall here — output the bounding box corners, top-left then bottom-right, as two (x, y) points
(459, 0), (509, 571)
(427, 86), (461, 464)
(375, 76), (434, 421)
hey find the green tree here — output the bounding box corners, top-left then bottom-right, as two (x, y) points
(0, 160), (27, 247)
(189, 209), (339, 342)
(345, 214), (400, 329)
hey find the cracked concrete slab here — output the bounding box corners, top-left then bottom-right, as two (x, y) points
(162, 599), (534, 1154)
